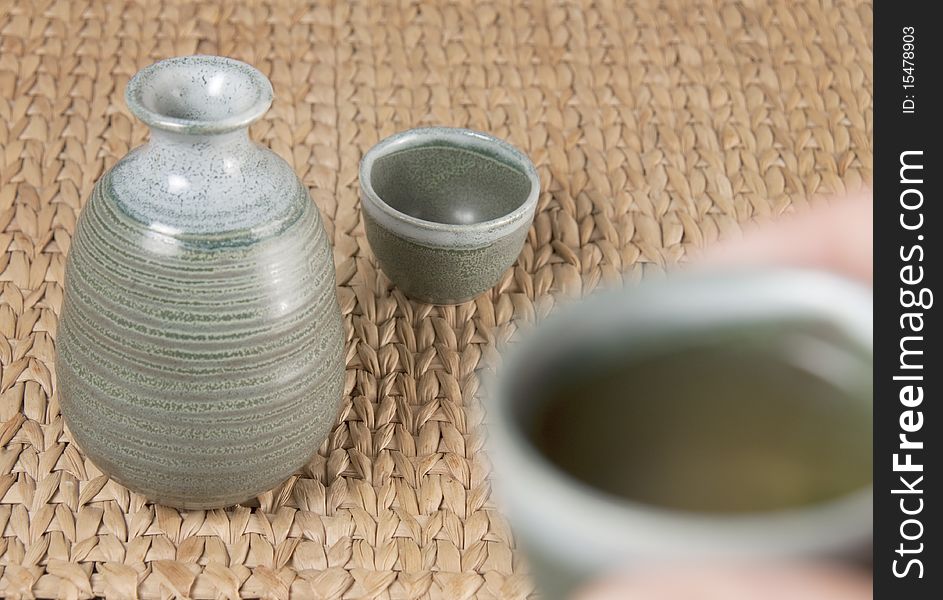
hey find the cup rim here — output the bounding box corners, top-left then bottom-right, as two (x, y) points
(486, 268), (873, 565)
(358, 127), (541, 248)
(126, 55), (274, 135)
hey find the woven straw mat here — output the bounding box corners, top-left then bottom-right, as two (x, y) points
(0, 0), (871, 598)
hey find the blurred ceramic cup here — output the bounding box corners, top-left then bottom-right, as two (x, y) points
(486, 269), (873, 599)
(359, 127), (540, 304)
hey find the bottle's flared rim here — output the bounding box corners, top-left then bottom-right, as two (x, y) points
(125, 55), (273, 135)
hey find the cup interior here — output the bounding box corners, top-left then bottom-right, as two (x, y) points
(510, 317), (873, 514)
(368, 138), (534, 225)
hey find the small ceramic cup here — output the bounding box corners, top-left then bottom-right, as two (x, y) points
(486, 269), (873, 599)
(359, 127), (540, 304)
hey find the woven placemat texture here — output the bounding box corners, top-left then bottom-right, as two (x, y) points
(0, 0), (871, 598)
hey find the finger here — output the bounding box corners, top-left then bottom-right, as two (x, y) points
(575, 563), (872, 600)
(693, 191), (873, 284)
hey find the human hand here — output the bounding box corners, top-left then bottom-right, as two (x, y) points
(576, 563), (872, 600)
(695, 190), (872, 285)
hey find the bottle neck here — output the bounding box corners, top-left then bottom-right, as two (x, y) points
(148, 127), (251, 149)
(108, 121), (291, 238)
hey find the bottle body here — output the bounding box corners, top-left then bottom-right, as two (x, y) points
(55, 56), (345, 508)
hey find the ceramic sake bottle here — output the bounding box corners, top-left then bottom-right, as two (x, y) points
(55, 56), (346, 509)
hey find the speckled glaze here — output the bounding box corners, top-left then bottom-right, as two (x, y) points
(360, 127), (540, 304)
(55, 56), (345, 509)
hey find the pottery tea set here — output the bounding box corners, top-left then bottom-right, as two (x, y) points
(55, 56), (872, 596)
(56, 55), (539, 509)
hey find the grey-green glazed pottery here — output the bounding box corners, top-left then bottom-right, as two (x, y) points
(55, 56), (345, 509)
(486, 269), (873, 599)
(359, 127), (540, 304)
